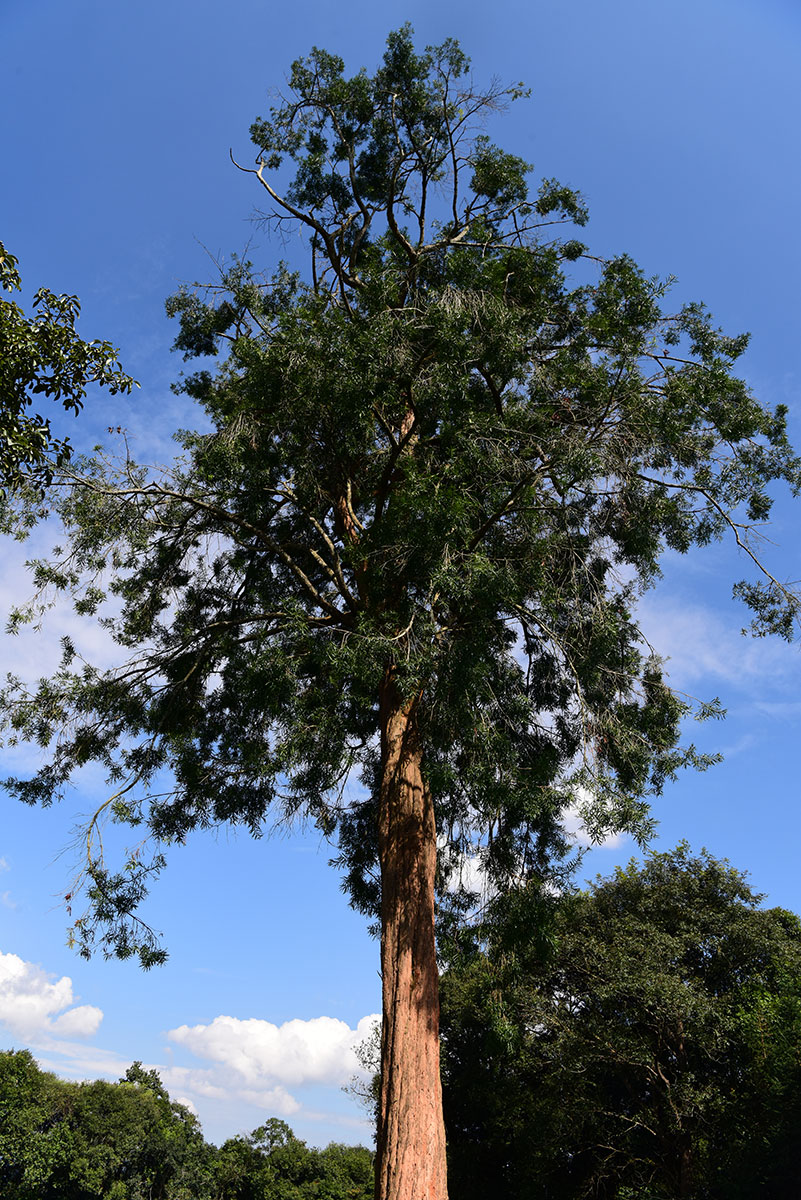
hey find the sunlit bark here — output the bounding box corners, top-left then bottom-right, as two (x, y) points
(375, 669), (447, 1200)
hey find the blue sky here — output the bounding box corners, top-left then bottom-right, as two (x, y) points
(2, 0), (800, 1147)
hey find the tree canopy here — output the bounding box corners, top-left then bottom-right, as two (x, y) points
(0, 1051), (373, 1200)
(2, 24), (796, 951)
(2, 26), (800, 1200)
(0, 1051), (209, 1200)
(0, 243), (135, 494)
(214, 1119), (373, 1200)
(440, 845), (801, 1199)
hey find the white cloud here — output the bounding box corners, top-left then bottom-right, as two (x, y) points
(0, 891), (16, 910)
(754, 699), (801, 720)
(0, 857), (9, 872)
(151, 1061), (294, 1112)
(239, 1085), (301, 1115)
(0, 950), (103, 1039)
(49, 1004), (104, 1037)
(561, 803), (625, 850)
(636, 594), (795, 692)
(168, 1013), (379, 1091)
(0, 946), (374, 1144)
(447, 852), (490, 896)
(35, 1042), (131, 1081)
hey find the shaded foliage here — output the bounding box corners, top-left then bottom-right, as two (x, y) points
(440, 846), (801, 1199)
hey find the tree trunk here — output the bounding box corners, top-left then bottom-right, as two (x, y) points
(374, 669), (448, 1200)
(677, 1140), (693, 1199)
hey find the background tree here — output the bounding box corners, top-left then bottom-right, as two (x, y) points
(214, 1119), (373, 1200)
(0, 1052), (212, 1200)
(0, 1052), (372, 1200)
(440, 846), (801, 1199)
(1, 27), (800, 1200)
(65, 1075), (209, 1199)
(0, 243), (135, 494)
(0, 1049), (77, 1200)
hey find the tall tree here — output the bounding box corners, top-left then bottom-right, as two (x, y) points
(0, 243), (135, 493)
(1, 27), (800, 1200)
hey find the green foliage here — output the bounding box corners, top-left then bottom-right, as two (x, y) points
(0, 1052), (211, 1199)
(0, 28), (799, 965)
(0, 243), (136, 495)
(440, 846), (801, 1198)
(215, 1120), (373, 1200)
(0, 1052), (373, 1200)
(0, 1050), (77, 1200)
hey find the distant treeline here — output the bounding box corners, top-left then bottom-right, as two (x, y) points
(0, 1054), (373, 1199)
(4, 846), (801, 1199)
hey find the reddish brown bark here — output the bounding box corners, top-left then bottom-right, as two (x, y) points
(375, 669), (448, 1200)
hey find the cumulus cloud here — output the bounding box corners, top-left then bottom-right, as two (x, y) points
(168, 1013), (380, 1092)
(0, 943), (373, 1142)
(158, 1012), (381, 1125)
(0, 950), (103, 1039)
(49, 1004), (104, 1038)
